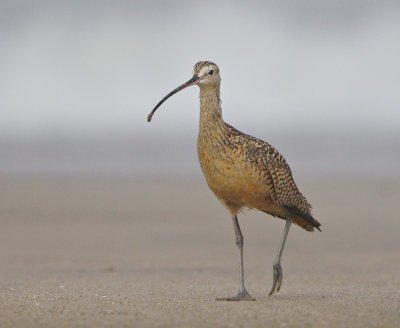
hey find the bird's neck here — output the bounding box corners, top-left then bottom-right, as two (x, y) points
(198, 85), (225, 133)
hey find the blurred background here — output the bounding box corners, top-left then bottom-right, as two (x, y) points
(2, 3), (400, 325)
(1, 0), (399, 179)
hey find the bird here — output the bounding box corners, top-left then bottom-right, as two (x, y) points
(147, 61), (321, 301)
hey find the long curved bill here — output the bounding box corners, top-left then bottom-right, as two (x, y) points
(147, 75), (200, 122)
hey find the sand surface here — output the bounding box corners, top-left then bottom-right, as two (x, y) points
(1, 176), (399, 327)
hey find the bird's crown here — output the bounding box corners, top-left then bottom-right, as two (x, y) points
(193, 61), (219, 76)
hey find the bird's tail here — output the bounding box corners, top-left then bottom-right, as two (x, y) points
(284, 205), (321, 232)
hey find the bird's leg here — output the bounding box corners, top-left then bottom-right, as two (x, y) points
(216, 214), (255, 301)
(269, 212), (294, 296)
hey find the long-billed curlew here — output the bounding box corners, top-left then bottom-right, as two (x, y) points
(147, 61), (321, 301)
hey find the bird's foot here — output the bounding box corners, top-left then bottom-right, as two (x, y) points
(269, 262), (283, 296)
(216, 289), (255, 301)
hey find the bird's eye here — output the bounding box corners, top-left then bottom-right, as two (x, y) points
(208, 69), (214, 75)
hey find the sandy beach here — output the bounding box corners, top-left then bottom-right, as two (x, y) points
(1, 176), (399, 327)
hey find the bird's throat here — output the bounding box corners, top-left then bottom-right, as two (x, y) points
(199, 86), (223, 131)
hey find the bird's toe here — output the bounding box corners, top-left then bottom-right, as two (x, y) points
(269, 263), (283, 296)
(216, 289), (255, 301)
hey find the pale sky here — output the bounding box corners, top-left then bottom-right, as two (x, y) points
(1, 0), (399, 138)
(0, 1), (399, 176)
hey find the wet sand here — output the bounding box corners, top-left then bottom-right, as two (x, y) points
(1, 176), (399, 327)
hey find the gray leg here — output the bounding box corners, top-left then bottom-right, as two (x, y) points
(269, 212), (294, 296)
(216, 214), (255, 301)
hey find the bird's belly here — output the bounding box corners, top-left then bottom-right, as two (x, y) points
(198, 150), (276, 214)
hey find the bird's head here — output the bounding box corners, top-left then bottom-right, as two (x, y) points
(192, 61), (220, 87)
(147, 61), (220, 122)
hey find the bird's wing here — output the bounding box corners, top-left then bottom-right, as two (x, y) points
(242, 134), (320, 230)
(265, 152), (305, 209)
(265, 153), (320, 230)
(225, 124), (320, 231)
